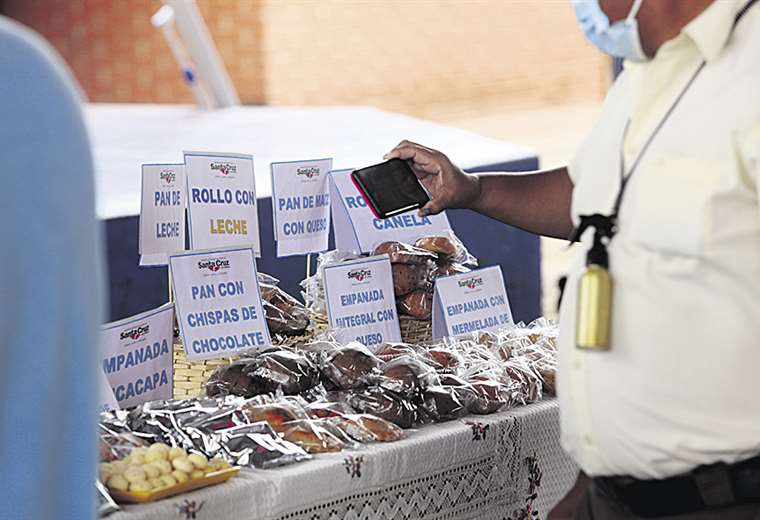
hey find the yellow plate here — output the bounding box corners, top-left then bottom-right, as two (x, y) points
(109, 467), (240, 504)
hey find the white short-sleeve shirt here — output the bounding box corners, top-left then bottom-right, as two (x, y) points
(558, 0), (760, 479)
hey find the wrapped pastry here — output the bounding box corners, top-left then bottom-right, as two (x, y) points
(379, 355), (439, 395)
(320, 343), (382, 390)
(431, 262), (470, 279)
(372, 241), (437, 265)
(392, 262), (433, 297)
(205, 362), (258, 398)
(504, 357), (543, 404)
(468, 379), (509, 415)
(282, 421), (346, 453)
(339, 414), (403, 442)
(243, 401), (308, 433)
(375, 342), (420, 361)
(346, 386), (422, 429)
(414, 235), (458, 259)
(422, 385), (471, 422)
(425, 346), (464, 373)
(414, 233), (476, 265)
(259, 273), (310, 335)
(220, 425), (310, 468)
(244, 349), (320, 395)
(305, 401), (351, 419)
(398, 290), (433, 320)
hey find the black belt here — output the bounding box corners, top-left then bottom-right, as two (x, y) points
(593, 455), (760, 517)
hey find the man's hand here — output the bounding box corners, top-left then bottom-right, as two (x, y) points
(384, 140), (481, 216)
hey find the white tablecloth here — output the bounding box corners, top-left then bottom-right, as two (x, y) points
(109, 399), (577, 520)
(84, 104), (535, 220)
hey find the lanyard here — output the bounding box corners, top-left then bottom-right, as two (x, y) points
(571, 0), (758, 245)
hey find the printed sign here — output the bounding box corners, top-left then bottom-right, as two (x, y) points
(432, 266), (513, 340)
(328, 168), (453, 253)
(98, 369), (120, 413)
(139, 163), (186, 266)
(184, 151), (261, 255)
(270, 158), (333, 257)
(170, 247), (271, 361)
(323, 255), (401, 350)
(101, 303), (175, 409)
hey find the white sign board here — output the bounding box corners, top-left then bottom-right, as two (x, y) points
(139, 163), (186, 266)
(323, 255), (401, 350)
(328, 168), (452, 253)
(101, 302), (175, 409)
(184, 151), (261, 255)
(270, 158), (333, 257)
(98, 369), (120, 413)
(432, 266), (513, 339)
(170, 247), (271, 361)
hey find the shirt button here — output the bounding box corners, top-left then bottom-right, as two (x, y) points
(584, 434), (593, 446)
(574, 360), (582, 370)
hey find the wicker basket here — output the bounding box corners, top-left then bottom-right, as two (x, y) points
(399, 316), (433, 345)
(172, 314), (431, 399)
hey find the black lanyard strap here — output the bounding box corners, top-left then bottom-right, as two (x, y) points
(610, 0), (758, 228)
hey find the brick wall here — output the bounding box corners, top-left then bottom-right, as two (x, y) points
(4, 0), (608, 117)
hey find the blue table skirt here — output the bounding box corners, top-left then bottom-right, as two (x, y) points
(103, 157), (541, 324)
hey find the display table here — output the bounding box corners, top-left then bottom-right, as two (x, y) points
(109, 399), (576, 520)
(85, 104), (542, 324)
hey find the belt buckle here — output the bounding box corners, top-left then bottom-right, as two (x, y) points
(693, 463), (735, 508)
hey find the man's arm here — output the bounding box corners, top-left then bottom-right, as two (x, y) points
(385, 140), (575, 240)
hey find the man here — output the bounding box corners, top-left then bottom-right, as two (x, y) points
(385, 0), (760, 518)
(0, 16), (104, 520)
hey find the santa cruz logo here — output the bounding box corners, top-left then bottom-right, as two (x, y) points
(159, 169), (176, 185)
(197, 258), (230, 272)
(210, 162), (236, 176)
(120, 324), (150, 341)
(347, 268), (372, 282)
(458, 276), (483, 290)
(296, 166), (320, 179)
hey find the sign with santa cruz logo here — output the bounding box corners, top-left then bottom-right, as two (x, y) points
(139, 163), (186, 266)
(432, 265), (513, 340)
(170, 247), (271, 361)
(270, 158), (333, 257)
(100, 302), (175, 408)
(323, 255), (400, 351)
(184, 151), (261, 255)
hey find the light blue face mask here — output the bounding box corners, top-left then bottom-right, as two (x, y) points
(572, 0), (648, 62)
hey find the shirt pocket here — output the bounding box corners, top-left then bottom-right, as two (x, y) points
(623, 154), (719, 258)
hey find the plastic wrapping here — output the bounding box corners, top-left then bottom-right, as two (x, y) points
(413, 231), (477, 266)
(422, 385), (472, 422)
(372, 240), (438, 265)
(392, 262), (434, 296)
(339, 414), (404, 442)
(220, 423), (310, 468)
(379, 355), (440, 396)
(398, 289), (434, 320)
(424, 346), (465, 373)
(258, 273), (310, 336)
(242, 400), (309, 433)
(281, 420), (347, 453)
(244, 349), (319, 395)
(467, 379), (510, 415)
(300, 250), (360, 314)
(205, 361), (258, 398)
(320, 343), (383, 390)
(375, 342), (422, 361)
(346, 386), (423, 429)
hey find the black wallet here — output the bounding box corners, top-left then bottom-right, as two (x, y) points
(350, 159), (430, 219)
